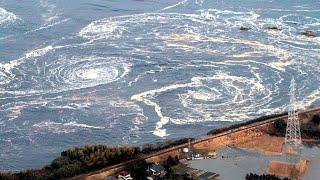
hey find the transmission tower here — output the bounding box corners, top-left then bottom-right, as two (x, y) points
(285, 77), (302, 148)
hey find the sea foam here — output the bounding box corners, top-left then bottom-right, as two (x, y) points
(0, 7), (18, 25)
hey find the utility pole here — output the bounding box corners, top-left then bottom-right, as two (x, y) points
(284, 77), (302, 152)
(188, 138), (192, 158)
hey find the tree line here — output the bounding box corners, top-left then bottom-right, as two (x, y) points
(270, 115), (320, 139)
(0, 137), (194, 180)
(0, 145), (139, 180)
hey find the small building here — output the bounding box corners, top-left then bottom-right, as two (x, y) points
(192, 152), (201, 158)
(146, 163), (166, 180)
(192, 152), (203, 159)
(187, 152), (204, 160)
(207, 151), (217, 159)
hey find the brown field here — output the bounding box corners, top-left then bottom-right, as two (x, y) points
(268, 159), (308, 178)
(234, 135), (284, 155)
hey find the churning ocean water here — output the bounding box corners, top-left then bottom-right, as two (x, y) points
(0, 0), (319, 170)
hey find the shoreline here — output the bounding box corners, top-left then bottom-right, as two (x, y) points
(74, 106), (320, 179)
(1, 106), (320, 179)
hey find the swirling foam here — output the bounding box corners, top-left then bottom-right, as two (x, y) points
(77, 9), (319, 137)
(57, 56), (131, 90)
(0, 46), (131, 94)
(2, 2), (320, 141)
(131, 70), (276, 137)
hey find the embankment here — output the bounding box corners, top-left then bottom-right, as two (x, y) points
(76, 107), (320, 180)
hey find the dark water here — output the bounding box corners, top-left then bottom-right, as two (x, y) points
(0, 0), (319, 170)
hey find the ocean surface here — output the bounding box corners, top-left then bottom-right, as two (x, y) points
(0, 0), (319, 170)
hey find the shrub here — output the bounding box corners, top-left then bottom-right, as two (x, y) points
(141, 138), (194, 153)
(53, 161), (82, 178)
(269, 114), (320, 139)
(269, 119), (286, 136)
(125, 158), (148, 180)
(311, 115), (320, 125)
(60, 145), (140, 171)
(50, 156), (72, 169)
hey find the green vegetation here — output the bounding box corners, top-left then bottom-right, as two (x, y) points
(269, 118), (286, 137)
(125, 158), (148, 180)
(163, 156), (179, 179)
(0, 137), (193, 179)
(0, 145), (139, 180)
(60, 145), (139, 170)
(141, 138), (194, 153)
(125, 156), (190, 180)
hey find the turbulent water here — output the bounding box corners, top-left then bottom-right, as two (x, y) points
(0, 0), (319, 170)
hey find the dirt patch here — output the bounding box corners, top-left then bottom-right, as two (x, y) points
(234, 135), (284, 155)
(268, 159), (308, 178)
(194, 128), (265, 150)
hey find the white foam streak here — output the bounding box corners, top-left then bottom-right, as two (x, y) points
(269, 61), (291, 71)
(64, 121), (104, 129)
(233, 38), (290, 61)
(28, 18), (70, 33)
(79, 21), (119, 39)
(0, 7), (18, 25)
(160, 0), (188, 11)
(25, 46), (53, 59)
(131, 82), (198, 137)
(1, 46), (54, 72)
(33, 120), (104, 134)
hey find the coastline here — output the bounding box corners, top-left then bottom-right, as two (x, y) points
(1, 106), (320, 179)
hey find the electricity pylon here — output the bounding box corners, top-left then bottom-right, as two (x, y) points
(284, 77), (302, 150)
